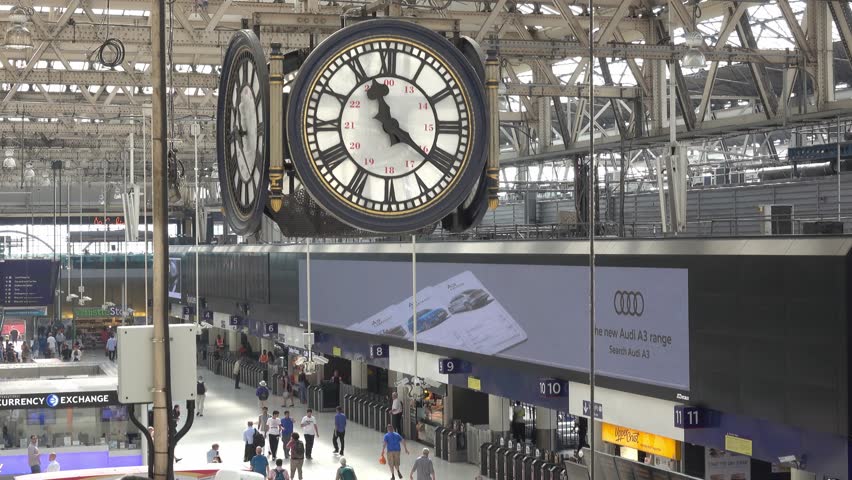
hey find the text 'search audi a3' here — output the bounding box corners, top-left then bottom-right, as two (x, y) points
(407, 308), (451, 335)
(448, 289), (492, 314)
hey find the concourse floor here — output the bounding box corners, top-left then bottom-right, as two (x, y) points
(175, 367), (481, 480)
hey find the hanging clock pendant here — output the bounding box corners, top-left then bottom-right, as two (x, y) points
(216, 30), (270, 236)
(287, 19), (488, 234)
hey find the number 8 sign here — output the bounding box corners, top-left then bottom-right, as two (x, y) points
(370, 344), (389, 359)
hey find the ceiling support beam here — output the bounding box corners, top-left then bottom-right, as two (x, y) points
(735, 10), (779, 119)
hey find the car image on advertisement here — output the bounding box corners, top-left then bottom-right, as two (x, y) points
(407, 308), (450, 335)
(448, 289), (492, 314)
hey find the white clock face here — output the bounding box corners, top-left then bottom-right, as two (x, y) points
(225, 55), (264, 215)
(302, 39), (471, 215)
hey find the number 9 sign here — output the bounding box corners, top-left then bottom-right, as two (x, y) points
(438, 358), (470, 374)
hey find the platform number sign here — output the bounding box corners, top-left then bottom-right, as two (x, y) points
(438, 358), (470, 374)
(264, 323), (279, 335)
(229, 315), (242, 326)
(370, 344), (389, 359)
(674, 406), (713, 429)
(538, 378), (566, 398)
(202, 310), (213, 321)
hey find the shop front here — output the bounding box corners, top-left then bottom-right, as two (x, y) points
(0, 390), (142, 474)
(411, 383), (447, 446)
(601, 421), (681, 470)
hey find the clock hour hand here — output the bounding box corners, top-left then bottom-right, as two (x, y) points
(366, 79), (427, 158)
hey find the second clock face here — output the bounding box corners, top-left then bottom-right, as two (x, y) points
(304, 38), (471, 214)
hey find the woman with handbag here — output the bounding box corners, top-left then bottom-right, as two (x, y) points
(281, 374), (295, 407)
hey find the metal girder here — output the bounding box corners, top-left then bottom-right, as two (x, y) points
(0, 70), (218, 88)
(735, 9), (779, 119)
(828, 1), (852, 72)
(474, 0), (508, 43)
(505, 83), (639, 98)
(696, 4), (749, 126)
(0, 102), (216, 118)
(599, 57), (627, 138)
(551, 0), (589, 47)
(808, 0), (835, 107)
(0, 122), (142, 135)
(777, 0), (813, 61)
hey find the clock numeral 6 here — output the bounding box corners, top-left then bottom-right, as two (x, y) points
(404, 86), (416, 94)
(344, 121), (356, 129)
(385, 166), (396, 174)
(363, 157), (375, 166)
(349, 142), (361, 150)
(349, 100), (361, 109)
(418, 103), (429, 110)
(424, 123), (434, 132)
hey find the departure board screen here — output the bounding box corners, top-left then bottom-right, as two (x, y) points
(0, 259), (59, 307)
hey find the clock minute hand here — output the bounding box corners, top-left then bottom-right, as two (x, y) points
(366, 80), (427, 158)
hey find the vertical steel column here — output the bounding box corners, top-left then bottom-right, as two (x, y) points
(587, 1), (596, 480)
(150, 0), (171, 473)
(485, 50), (500, 209)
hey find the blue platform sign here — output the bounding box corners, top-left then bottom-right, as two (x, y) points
(202, 310), (213, 321)
(674, 406), (716, 429)
(182, 306), (195, 315)
(370, 344), (389, 359)
(438, 358), (471, 374)
(229, 315), (242, 326)
(582, 400), (603, 419)
(264, 323), (279, 335)
(538, 378), (566, 398)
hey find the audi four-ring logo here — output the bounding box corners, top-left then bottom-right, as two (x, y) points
(614, 291), (644, 316)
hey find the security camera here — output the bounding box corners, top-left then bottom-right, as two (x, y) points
(66, 293), (79, 302)
(312, 354), (329, 365)
(103, 301), (116, 308)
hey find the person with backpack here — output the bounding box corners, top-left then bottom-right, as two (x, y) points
(268, 458), (289, 480)
(287, 432), (305, 480)
(196, 376), (207, 417)
(280, 411), (294, 459)
(257, 381), (270, 408)
(335, 457), (357, 480)
(243, 420), (257, 462)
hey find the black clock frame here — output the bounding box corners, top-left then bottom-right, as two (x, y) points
(216, 30), (270, 236)
(286, 19), (489, 234)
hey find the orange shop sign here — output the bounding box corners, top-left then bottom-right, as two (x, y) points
(602, 422), (681, 460)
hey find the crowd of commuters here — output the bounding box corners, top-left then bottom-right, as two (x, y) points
(1, 325), (119, 363)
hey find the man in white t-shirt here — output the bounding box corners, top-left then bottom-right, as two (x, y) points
(300, 409), (318, 460)
(390, 392), (403, 436)
(46, 335), (56, 358)
(46, 453), (60, 472)
(267, 410), (282, 460)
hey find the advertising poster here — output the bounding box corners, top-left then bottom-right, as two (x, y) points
(705, 448), (751, 480)
(168, 258), (181, 299)
(299, 259), (690, 390)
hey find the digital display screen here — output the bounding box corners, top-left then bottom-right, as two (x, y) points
(27, 409), (56, 425)
(0, 259), (59, 307)
(300, 260), (690, 390)
(101, 406), (128, 422)
(168, 258), (181, 299)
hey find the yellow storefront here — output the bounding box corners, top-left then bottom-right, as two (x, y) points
(601, 421), (681, 465)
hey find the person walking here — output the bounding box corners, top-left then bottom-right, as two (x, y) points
(332, 406), (347, 456)
(267, 410), (282, 460)
(268, 458), (289, 480)
(196, 376), (207, 417)
(258, 407), (270, 446)
(46, 452), (61, 472)
(335, 457), (357, 480)
(381, 424), (409, 480)
(213, 348), (222, 375)
(27, 435), (40, 473)
(259, 350), (269, 383)
(511, 401), (525, 443)
(297, 369), (308, 404)
(410, 448), (435, 480)
(243, 420), (257, 462)
(106, 333), (117, 361)
(287, 432), (305, 480)
(280, 374), (295, 407)
(280, 411), (294, 459)
(390, 392), (403, 435)
(46, 333), (56, 358)
(257, 381), (270, 408)
(300, 409), (318, 460)
(206, 443), (220, 463)
(250, 446), (270, 477)
(233, 357), (243, 389)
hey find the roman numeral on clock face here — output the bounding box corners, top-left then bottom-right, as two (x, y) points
(437, 120), (462, 135)
(430, 87), (453, 104)
(347, 168), (369, 196)
(320, 143), (350, 171)
(384, 178), (396, 203)
(347, 56), (369, 84)
(379, 50), (397, 76)
(315, 117), (340, 132)
(428, 147), (457, 175)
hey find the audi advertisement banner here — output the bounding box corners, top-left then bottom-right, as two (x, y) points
(299, 259), (689, 390)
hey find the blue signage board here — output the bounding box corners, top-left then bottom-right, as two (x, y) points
(538, 378), (566, 398)
(582, 400), (603, 419)
(370, 344), (389, 359)
(0, 259), (59, 307)
(182, 306), (195, 315)
(438, 358), (471, 374)
(202, 310), (213, 321)
(674, 406), (717, 429)
(229, 315), (242, 326)
(264, 323), (279, 335)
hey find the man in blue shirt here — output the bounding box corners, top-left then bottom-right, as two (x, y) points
(280, 411), (295, 459)
(332, 406), (347, 456)
(250, 446), (269, 476)
(381, 424), (409, 480)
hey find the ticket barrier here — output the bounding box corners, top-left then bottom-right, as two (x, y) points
(306, 385), (319, 410)
(434, 426), (446, 459)
(480, 442), (493, 477)
(539, 452), (564, 480)
(494, 441), (511, 480)
(440, 427), (451, 461)
(377, 404), (390, 432)
(343, 394), (355, 418)
(447, 430), (467, 463)
(505, 446), (525, 480)
(367, 400), (380, 430)
(358, 396), (371, 426)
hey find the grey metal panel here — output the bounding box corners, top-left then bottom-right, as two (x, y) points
(172, 236), (852, 257)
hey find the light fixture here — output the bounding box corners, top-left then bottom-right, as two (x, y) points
(2, 156), (15, 169)
(4, 6), (33, 50)
(681, 31), (706, 69)
(23, 162), (34, 179)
